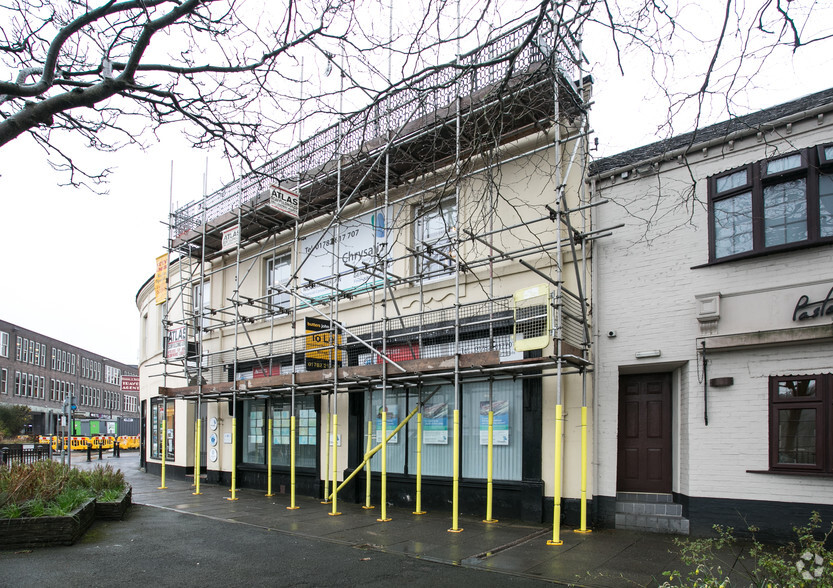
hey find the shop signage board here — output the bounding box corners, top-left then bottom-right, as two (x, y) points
(305, 317), (342, 371)
(120, 375), (140, 392)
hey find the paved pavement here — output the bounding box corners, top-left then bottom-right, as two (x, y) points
(4, 453), (755, 587)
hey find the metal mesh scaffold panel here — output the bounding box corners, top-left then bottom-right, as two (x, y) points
(197, 296), (516, 384)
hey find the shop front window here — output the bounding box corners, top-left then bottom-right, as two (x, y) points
(244, 399), (266, 464)
(362, 380), (523, 481)
(366, 389), (408, 473)
(150, 398), (174, 460)
(462, 380), (522, 481)
(271, 396), (317, 468)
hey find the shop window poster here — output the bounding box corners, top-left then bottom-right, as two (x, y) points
(375, 404), (400, 443)
(479, 400), (509, 445)
(422, 402), (449, 444)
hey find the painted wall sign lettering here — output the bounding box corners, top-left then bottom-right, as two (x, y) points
(793, 286), (833, 322)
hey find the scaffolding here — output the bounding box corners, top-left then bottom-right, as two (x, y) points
(153, 11), (612, 540)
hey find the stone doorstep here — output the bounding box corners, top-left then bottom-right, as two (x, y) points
(615, 492), (689, 535)
(615, 500), (683, 516)
(616, 491), (673, 503)
(615, 511), (691, 535)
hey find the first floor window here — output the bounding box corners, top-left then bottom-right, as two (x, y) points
(414, 197), (457, 279)
(770, 374), (833, 473)
(0, 368), (7, 394)
(709, 145), (833, 262)
(266, 253), (292, 310)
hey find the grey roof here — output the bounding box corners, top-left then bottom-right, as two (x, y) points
(589, 87), (833, 177)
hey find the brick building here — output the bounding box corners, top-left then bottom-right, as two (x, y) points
(0, 319), (139, 436)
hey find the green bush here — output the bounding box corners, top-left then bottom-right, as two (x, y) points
(661, 512), (833, 587)
(0, 462), (123, 518)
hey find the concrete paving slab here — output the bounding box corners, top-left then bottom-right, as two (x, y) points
(49, 453), (763, 588)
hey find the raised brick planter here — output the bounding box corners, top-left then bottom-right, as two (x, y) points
(94, 485), (132, 521)
(0, 498), (96, 549)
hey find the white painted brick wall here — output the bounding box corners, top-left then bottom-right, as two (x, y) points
(592, 115), (833, 505)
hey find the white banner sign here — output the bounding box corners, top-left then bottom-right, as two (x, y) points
(166, 326), (187, 360)
(300, 210), (390, 300)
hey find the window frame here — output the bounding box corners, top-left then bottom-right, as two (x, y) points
(265, 252), (292, 311)
(0, 331), (8, 357)
(413, 196), (458, 279)
(708, 146), (833, 263)
(769, 374), (833, 474)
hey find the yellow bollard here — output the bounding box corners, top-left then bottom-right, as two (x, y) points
(377, 411), (391, 522)
(287, 415), (299, 509)
(576, 405), (591, 534)
(547, 404), (563, 545)
(329, 413), (341, 516)
(362, 420), (374, 509)
(329, 407), (418, 500)
(413, 412), (425, 515)
(266, 417), (274, 497)
(227, 416), (238, 501)
(193, 417), (202, 495)
(484, 410), (497, 523)
(321, 414), (331, 504)
(448, 409), (462, 532)
(158, 418), (167, 490)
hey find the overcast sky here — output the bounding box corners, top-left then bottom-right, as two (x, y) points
(1, 4), (831, 366)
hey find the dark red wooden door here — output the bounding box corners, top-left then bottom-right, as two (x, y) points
(617, 373), (672, 493)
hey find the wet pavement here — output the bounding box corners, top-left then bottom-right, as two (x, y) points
(12, 453), (753, 587)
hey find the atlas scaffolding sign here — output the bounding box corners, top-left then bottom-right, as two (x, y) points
(265, 184), (299, 219)
(221, 224), (240, 251)
(166, 326), (187, 360)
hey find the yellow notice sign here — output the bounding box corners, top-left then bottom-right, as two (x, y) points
(305, 317), (342, 371)
(155, 254), (169, 305)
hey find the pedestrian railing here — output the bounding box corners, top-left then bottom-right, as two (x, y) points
(0, 443), (51, 466)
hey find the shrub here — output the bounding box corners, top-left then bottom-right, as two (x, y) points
(0, 462), (120, 518)
(750, 512), (833, 586)
(74, 464), (125, 496)
(661, 512), (833, 587)
(98, 488), (124, 503)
